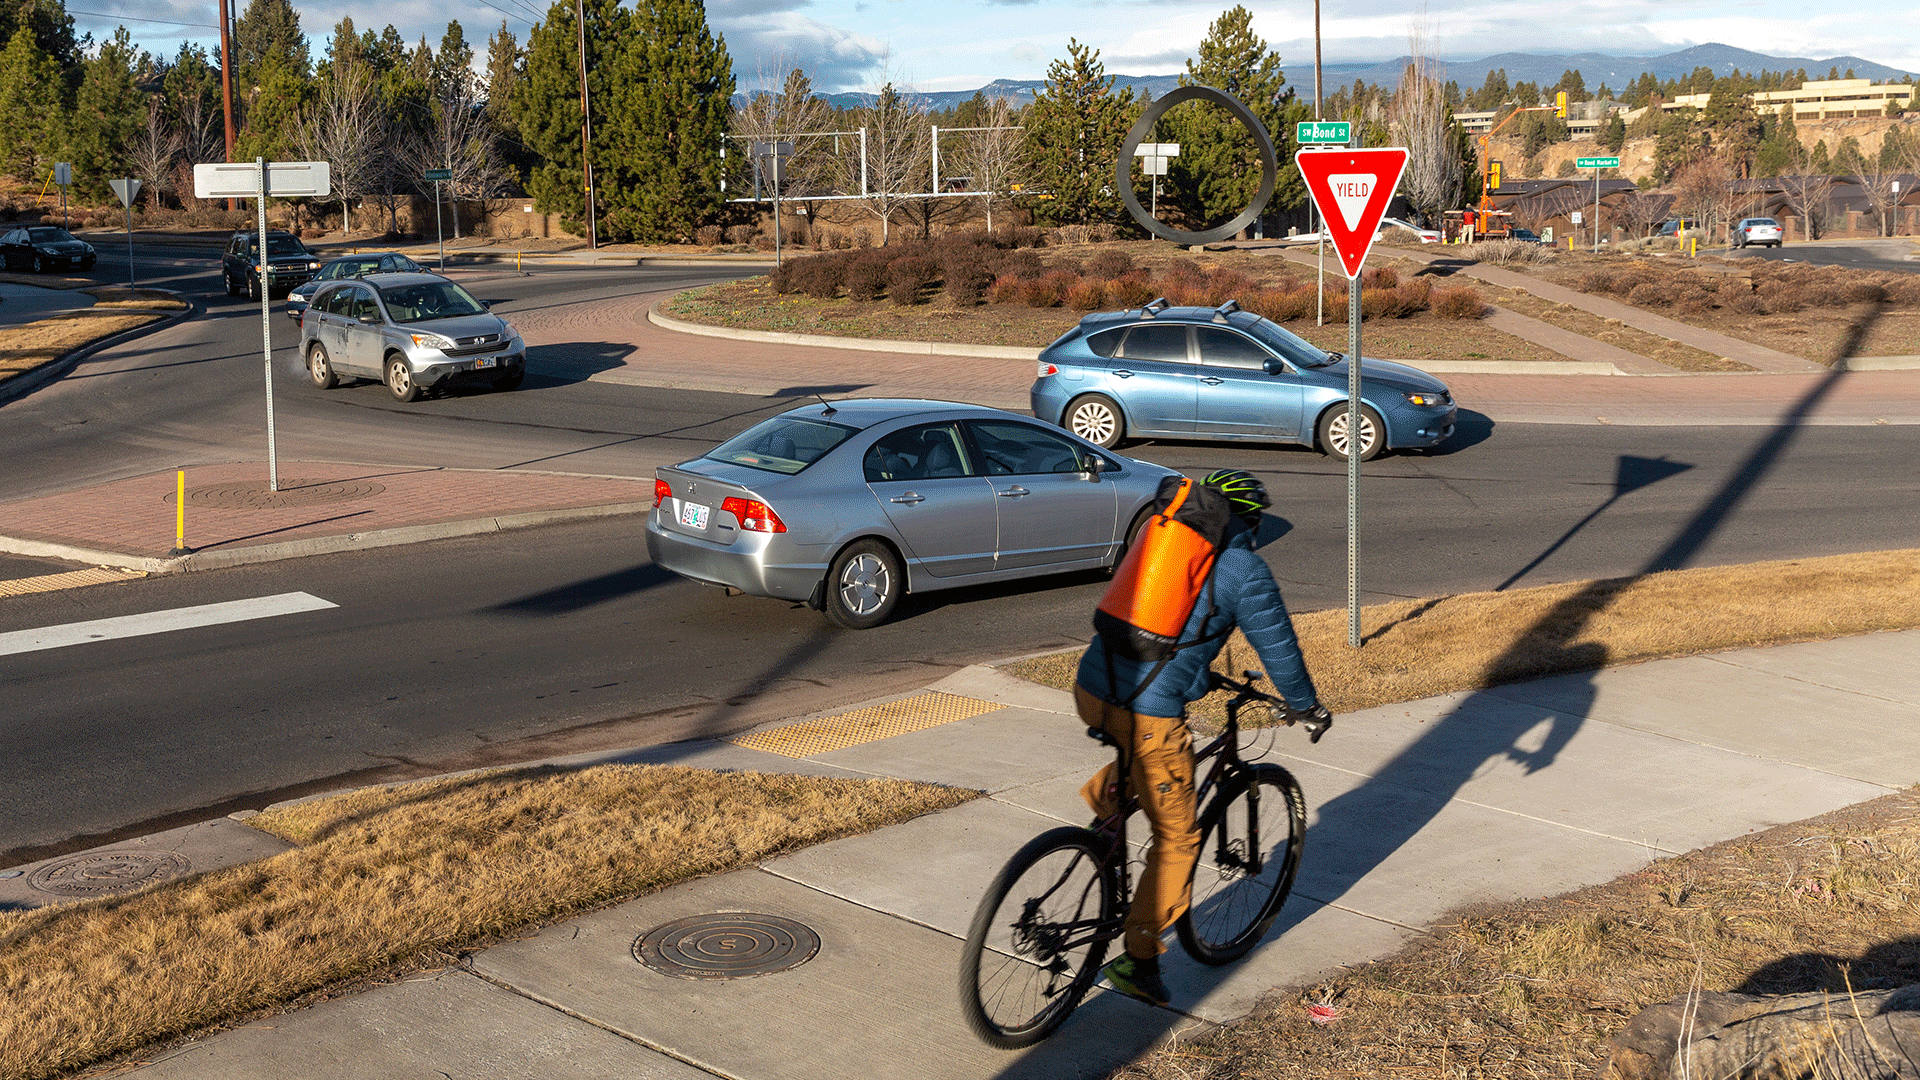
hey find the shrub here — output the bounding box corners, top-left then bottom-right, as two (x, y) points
(844, 253), (888, 301)
(1161, 259), (1209, 288)
(791, 253), (846, 299)
(1845, 281), (1889, 304)
(725, 224), (757, 245)
(989, 276), (1027, 304)
(1106, 272), (1158, 309)
(1626, 282), (1673, 308)
(1019, 270), (1075, 307)
(1361, 266), (1399, 290)
(1086, 249), (1135, 280)
(885, 255), (938, 306)
(695, 225), (723, 246)
(1065, 277), (1106, 310)
(769, 260), (798, 294)
(941, 248), (992, 306)
(1433, 285), (1489, 319)
(1371, 277), (1431, 318)
(1244, 285), (1313, 323)
(1206, 267), (1256, 304)
(1725, 291), (1768, 315)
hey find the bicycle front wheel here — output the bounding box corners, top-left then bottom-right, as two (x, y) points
(1177, 763), (1306, 965)
(959, 826), (1121, 1048)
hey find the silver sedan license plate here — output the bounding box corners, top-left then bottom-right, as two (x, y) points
(679, 502), (710, 529)
(474, 357), (495, 369)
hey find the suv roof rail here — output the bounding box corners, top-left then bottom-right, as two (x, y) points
(1141, 297), (1169, 317)
(1212, 299), (1241, 322)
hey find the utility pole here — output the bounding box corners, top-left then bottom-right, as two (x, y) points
(576, 0), (598, 249)
(218, 0), (237, 211)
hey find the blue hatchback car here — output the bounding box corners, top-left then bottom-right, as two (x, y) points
(1030, 299), (1458, 461)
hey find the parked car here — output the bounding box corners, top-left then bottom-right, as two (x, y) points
(1509, 227), (1544, 244)
(222, 230), (322, 299)
(285, 252), (428, 321)
(0, 226), (96, 272)
(1731, 217), (1783, 248)
(1031, 298), (1458, 462)
(296, 272), (524, 401)
(647, 400), (1182, 629)
(1378, 217), (1443, 243)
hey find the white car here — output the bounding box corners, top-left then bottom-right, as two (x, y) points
(1282, 217), (1441, 245)
(1732, 217), (1783, 248)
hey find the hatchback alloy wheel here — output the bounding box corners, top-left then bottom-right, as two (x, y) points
(1065, 395), (1123, 449)
(1318, 404), (1384, 463)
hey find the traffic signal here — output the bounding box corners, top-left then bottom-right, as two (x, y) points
(1555, 91), (1568, 119)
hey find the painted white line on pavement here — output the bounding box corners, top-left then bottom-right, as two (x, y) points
(0, 592), (338, 657)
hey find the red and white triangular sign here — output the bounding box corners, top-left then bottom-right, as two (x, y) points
(1295, 147), (1410, 279)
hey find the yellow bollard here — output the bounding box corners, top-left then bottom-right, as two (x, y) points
(517, 251), (523, 272)
(169, 469), (189, 555)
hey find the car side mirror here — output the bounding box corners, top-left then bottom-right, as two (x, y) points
(480, 300), (492, 310)
(1084, 455), (1106, 482)
(359, 313), (380, 324)
(1264, 358), (1288, 375)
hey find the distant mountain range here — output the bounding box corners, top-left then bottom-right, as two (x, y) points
(812, 43), (1913, 111)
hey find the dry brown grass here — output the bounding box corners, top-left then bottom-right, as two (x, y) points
(0, 764), (973, 1080)
(1479, 283), (1751, 372)
(80, 287), (188, 310)
(1112, 787), (1920, 1080)
(1004, 548), (1920, 720)
(0, 311), (164, 383)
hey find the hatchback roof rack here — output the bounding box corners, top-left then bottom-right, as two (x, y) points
(1212, 299), (1241, 322)
(1141, 297), (1170, 317)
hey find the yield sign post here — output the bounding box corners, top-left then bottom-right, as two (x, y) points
(1295, 146), (1410, 649)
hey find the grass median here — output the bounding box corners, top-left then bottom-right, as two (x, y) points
(0, 290), (187, 386)
(0, 765), (974, 1080)
(1003, 547), (1920, 723)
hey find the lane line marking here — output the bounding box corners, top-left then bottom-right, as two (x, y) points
(0, 591), (338, 657)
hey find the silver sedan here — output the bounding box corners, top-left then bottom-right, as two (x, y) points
(646, 400), (1182, 628)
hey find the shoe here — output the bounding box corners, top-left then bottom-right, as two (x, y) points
(1102, 952), (1171, 1007)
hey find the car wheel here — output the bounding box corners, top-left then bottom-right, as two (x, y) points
(1317, 403), (1385, 463)
(492, 368), (524, 391)
(1107, 506), (1156, 575)
(307, 343), (338, 389)
(246, 274), (260, 302)
(1064, 394), (1125, 449)
(823, 539), (902, 630)
(31, 254), (44, 273)
(385, 355), (421, 403)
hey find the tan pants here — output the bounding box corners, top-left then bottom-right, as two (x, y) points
(1074, 684), (1199, 960)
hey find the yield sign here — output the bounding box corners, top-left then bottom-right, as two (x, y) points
(1295, 147), (1410, 279)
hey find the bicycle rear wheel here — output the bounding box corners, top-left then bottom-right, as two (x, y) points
(1177, 763), (1306, 965)
(959, 826), (1121, 1048)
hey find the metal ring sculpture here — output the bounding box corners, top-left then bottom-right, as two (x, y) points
(1116, 85), (1278, 246)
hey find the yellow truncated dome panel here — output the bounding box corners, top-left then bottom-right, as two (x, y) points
(0, 567), (145, 597)
(728, 691), (999, 757)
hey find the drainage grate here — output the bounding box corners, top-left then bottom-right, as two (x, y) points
(29, 850), (192, 896)
(727, 691), (998, 758)
(171, 479), (387, 510)
(634, 913), (820, 980)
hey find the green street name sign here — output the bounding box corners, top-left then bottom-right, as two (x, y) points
(1297, 121), (1352, 144)
(1575, 156), (1620, 169)
(424, 168), (453, 181)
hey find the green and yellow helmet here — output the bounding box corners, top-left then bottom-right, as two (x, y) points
(1200, 468), (1269, 527)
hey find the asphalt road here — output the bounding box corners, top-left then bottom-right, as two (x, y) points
(4, 245), (1919, 863)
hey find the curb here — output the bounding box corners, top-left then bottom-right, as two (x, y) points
(0, 290), (198, 406)
(647, 303), (1041, 360)
(0, 501), (652, 575)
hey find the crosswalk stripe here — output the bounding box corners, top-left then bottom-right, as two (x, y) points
(0, 592), (338, 657)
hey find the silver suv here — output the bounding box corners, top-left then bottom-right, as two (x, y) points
(296, 272), (526, 401)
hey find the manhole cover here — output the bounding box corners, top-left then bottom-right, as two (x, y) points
(28, 850), (192, 896)
(171, 479), (387, 510)
(634, 913), (820, 979)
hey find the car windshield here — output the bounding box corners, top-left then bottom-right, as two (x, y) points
(1241, 317), (1334, 368)
(249, 236), (309, 256)
(27, 228), (76, 243)
(375, 281), (488, 321)
(704, 417), (857, 475)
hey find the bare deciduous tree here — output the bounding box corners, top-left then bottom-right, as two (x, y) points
(1670, 151), (1738, 240)
(1611, 186), (1667, 237)
(836, 67), (930, 245)
(409, 74), (510, 239)
(946, 94), (1022, 231)
(1841, 140), (1902, 237)
(127, 98), (181, 210)
(1776, 149), (1836, 241)
(1388, 26), (1461, 227)
(299, 66), (384, 234)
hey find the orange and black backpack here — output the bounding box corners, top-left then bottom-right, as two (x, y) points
(1094, 476), (1236, 685)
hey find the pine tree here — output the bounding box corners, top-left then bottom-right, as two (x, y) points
(233, 0), (309, 92)
(1165, 5), (1302, 232)
(1601, 113), (1627, 154)
(0, 0), (82, 89)
(163, 41), (224, 166)
(1021, 39), (1137, 226)
(514, 0), (626, 233)
(0, 28), (65, 184)
(483, 21), (533, 184)
(603, 0), (732, 242)
(66, 26), (144, 200)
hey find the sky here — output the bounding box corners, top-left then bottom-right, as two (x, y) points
(65, 0), (1920, 96)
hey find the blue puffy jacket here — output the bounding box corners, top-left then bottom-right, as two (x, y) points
(1075, 526), (1319, 719)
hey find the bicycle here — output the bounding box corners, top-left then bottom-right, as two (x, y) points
(958, 669), (1332, 1048)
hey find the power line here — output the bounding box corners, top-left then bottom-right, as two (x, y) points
(68, 9), (222, 30)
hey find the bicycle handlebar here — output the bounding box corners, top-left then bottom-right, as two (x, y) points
(1208, 670), (1333, 744)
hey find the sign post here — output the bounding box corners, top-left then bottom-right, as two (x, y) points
(109, 178), (142, 287)
(54, 162), (71, 228)
(1295, 145), (1409, 648)
(425, 168), (453, 270)
(751, 143), (792, 266)
(1576, 156), (1619, 253)
(193, 161), (330, 492)
(1132, 143), (1179, 219)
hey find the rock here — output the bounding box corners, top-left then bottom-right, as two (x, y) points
(1603, 985), (1920, 1080)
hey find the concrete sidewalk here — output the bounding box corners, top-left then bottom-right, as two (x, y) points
(5, 632), (1917, 1078)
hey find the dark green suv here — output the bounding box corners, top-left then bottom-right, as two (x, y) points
(222, 230), (322, 300)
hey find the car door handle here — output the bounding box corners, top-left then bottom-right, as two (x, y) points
(1201, 376), (1224, 385)
(889, 493), (925, 505)
(1112, 369), (1133, 378)
(997, 486), (1030, 498)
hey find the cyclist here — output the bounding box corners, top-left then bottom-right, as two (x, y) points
(1075, 468), (1331, 1007)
